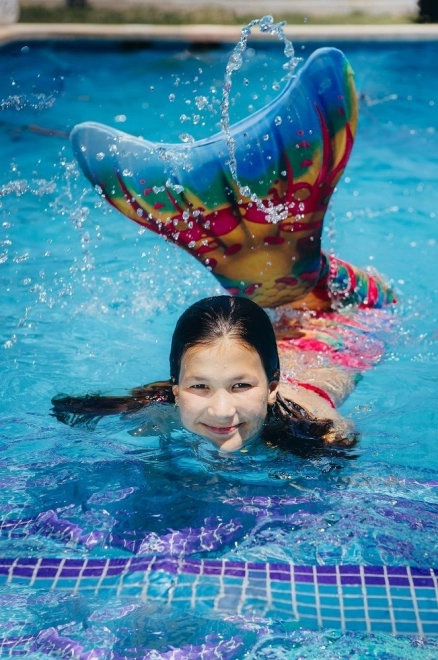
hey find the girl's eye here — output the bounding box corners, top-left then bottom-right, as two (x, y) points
(233, 382), (252, 390)
(190, 384), (208, 390)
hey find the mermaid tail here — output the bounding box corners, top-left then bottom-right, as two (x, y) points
(71, 47), (358, 308)
(296, 252), (396, 311)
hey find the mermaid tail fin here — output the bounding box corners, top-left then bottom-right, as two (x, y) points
(71, 47), (357, 308)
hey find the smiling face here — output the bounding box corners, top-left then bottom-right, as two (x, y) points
(172, 337), (279, 452)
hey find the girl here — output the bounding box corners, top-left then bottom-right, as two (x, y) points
(56, 46), (396, 450)
(52, 293), (371, 450)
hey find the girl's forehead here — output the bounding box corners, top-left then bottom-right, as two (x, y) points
(180, 338), (265, 376)
(184, 337), (257, 360)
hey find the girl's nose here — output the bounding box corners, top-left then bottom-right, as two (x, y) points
(208, 389), (236, 419)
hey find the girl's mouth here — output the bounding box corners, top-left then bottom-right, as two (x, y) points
(202, 423), (241, 436)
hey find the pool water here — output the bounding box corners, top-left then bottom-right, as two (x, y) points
(0, 36), (437, 657)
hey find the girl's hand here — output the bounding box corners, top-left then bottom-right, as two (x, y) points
(322, 416), (358, 446)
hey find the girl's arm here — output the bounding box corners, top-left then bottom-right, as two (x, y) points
(279, 369), (357, 445)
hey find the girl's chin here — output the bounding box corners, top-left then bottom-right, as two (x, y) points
(202, 428), (261, 453)
(196, 427), (244, 452)
(204, 434), (243, 452)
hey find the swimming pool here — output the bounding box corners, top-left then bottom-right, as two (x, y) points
(1, 34), (437, 656)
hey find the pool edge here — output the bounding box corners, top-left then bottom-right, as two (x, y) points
(1, 22), (438, 45)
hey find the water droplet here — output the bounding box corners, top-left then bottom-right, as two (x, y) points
(179, 133), (195, 143)
(275, 116), (282, 126)
(195, 95), (208, 110)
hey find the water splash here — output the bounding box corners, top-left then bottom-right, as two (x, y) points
(220, 15), (300, 224)
(0, 93), (57, 112)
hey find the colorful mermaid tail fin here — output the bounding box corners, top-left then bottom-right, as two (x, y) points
(71, 47), (357, 308)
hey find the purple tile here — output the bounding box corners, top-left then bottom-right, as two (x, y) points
(16, 558), (39, 567)
(224, 560), (246, 569)
(412, 578), (435, 588)
(295, 573), (314, 584)
(340, 575), (363, 586)
(316, 566), (337, 574)
(108, 558), (131, 568)
(364, 576), (385, 585)
(40, 558), (61, 567)
(339, 566), (360, 575)
(63, 559), (88, 568)
(224, 566), (246, 578)
(129, 558), (154, 572)
(410, 567), (433, 577)
(82, 568), (106, 577)
(58, 568), (81, 578)
(388, 577), (410, 586)
(104, 567), (126, 577)
(202, 565), (222, 576)
(318, 575), (338, 585)
(270, 571), (291, 582)
(386, 566), (408, 576)
(180, 562), (201, 575)
(152, 559), (179, 574)
(13, 567), (36, 578)
(269, 561), (291, 572)
(36, 567), (59, 578)
(294, 565), (313, 575)
(86, 558), (108, 568)
(364, 566), (384, 575)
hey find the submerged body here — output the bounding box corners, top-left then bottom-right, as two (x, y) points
(53, 294), (384, 450)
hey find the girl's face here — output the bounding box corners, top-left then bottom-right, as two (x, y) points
(172, 337), (279, 452)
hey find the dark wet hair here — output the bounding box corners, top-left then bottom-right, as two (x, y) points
(169, 295), (280, 384)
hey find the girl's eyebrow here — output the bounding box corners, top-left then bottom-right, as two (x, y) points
(185, 373), (257, 382)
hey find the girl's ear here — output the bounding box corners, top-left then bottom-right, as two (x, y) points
(172, 384), (179, 399)
(268, 380), (280, 405)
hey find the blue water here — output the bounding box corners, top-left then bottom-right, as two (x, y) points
(1, 37), (438, 656)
